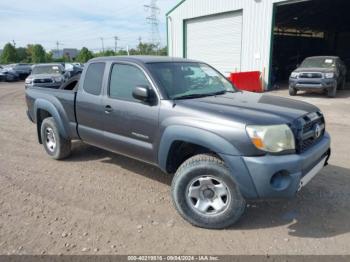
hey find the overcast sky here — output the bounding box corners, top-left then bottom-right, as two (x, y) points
(0, 0), (179, 52)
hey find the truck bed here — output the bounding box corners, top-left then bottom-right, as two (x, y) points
(26, 86), (79, 139)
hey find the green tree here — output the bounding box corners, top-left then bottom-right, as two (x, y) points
(102, 50), (116, 57)
(158, 46), (167, 56)
(77, 47), (94, 62)
(0, 43), (17, 64)
(45, 51), (53, 62)
(16, 47), (29, 62)
(30, 44), (46, 63)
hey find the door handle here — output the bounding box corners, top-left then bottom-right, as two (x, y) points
(105, 105), (113, 114)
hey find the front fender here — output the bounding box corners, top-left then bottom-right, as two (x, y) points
(158, 125), (258, 199)
(34, 99), (70, 139)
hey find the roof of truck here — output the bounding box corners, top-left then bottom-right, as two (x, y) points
(305, 56), (339, 60)
(89, 56), (200, 64)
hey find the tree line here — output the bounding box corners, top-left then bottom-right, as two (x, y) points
(0, 42), (167, 64)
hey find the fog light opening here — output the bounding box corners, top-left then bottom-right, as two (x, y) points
(270, 170), (292, 191)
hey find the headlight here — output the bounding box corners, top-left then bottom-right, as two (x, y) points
(290, 72), (299, 78)
(246, 124), (295, 153)
(53, 76), (63, 82)
(25, 78), (32, 84)
(324, 72), (335, 79)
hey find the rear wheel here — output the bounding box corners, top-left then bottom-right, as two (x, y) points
(40, 117), (71, 160)
(289, 86), (297, 96)
(171, 154), (246, 229)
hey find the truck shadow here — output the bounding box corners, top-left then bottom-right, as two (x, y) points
(68, 141), (172, 186)
(68, 142), (350, 238)
(236, 164), (350, 238)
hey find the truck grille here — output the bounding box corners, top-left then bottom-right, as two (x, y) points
(299, 72), (323, 79)
(295, 112), (325, 153)
(33, 78), (53, 84)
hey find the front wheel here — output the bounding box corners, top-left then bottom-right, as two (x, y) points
(171, 154), (246, 229)
(40, 117), (71, 160)
(327, 84), (337, 98)
(289, 86), (297, 96)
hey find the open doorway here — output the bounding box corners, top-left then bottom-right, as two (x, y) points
(271, 0), (350, 87)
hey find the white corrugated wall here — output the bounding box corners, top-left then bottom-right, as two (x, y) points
(166, 0), (293, 88)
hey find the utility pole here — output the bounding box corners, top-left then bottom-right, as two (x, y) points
(144, 0), (161, 49)
(114, 36), (120, 53)
(56, 41), (64, 51)
(100, 37), (105, 53)
(55, 41), (63, 59)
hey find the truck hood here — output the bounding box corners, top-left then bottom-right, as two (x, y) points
(294, 67), (335, 73)
(176, 91), (319, 125)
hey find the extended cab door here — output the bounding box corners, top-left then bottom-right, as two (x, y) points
(100, 62), (160, 164)
(76, 62), (107, 147)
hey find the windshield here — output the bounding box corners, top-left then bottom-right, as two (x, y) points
(300, 58), (336, 69)
(32, 65), (62, 74)
(147, 62), (236, 99)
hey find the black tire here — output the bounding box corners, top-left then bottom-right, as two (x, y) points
(40, 117), (71, 160)
(171, 154), (246, 229)
(327, 84), (337, 98)
(289, 86), (297, 96)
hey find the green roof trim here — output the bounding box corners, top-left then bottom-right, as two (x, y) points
(166, 0), (187, 16)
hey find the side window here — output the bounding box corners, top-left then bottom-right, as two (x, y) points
(83, 62), (105, 95)
(109, 64), (150, 101)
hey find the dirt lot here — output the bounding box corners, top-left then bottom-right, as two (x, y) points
(0, 81), (350, 255)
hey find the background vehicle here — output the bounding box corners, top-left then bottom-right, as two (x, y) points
(10, 63), (32, 80)
(25, 56), (331, 229)
(58, 73), (81, 90)
(25, 63), (68, 89)
(0, 66), (20, 82)
(289, 56), (347, 97)
(64, 63), (83, 78)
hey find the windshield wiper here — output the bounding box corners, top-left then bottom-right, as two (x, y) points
(173, 93), (211, 100)
(173, 90), (229, 100)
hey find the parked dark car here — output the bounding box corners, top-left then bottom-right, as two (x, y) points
(0, 67), (20, 82)
(289, 56), (347, 97)
(25, 64), (68, 89)
(25, 56), (331, 229)
(10, 63), (32, 80)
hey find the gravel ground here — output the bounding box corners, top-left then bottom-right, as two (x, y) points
(0, 81), (349, 255)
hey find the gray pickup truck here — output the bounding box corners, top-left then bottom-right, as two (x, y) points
(25, 63), (68, 89)
(25, 56), (331, 229)
(289, 56), (347, 98)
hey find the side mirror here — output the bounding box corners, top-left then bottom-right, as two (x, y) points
(132, 86), (150, 102)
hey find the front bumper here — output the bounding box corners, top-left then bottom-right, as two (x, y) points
(220, 132), (331, 200)
(25, 82), (62, 89)
(289, 78), (336, 90)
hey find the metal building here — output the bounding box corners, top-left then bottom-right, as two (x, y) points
(166, 0), (350, 89)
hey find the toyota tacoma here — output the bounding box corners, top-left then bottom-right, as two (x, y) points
(289, 56), (347, 98)
(25, 56), (331, 229)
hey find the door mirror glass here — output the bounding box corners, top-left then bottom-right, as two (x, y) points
(132, 86), (150, 102)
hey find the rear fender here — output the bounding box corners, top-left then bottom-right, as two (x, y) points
(34, 99), (70, 141)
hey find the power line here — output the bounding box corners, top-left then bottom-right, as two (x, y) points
(55, 41), (64, 51)
(114, 36), (120, 53)
(100, 37), (105, 52)
(144, 0), (161, 47)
